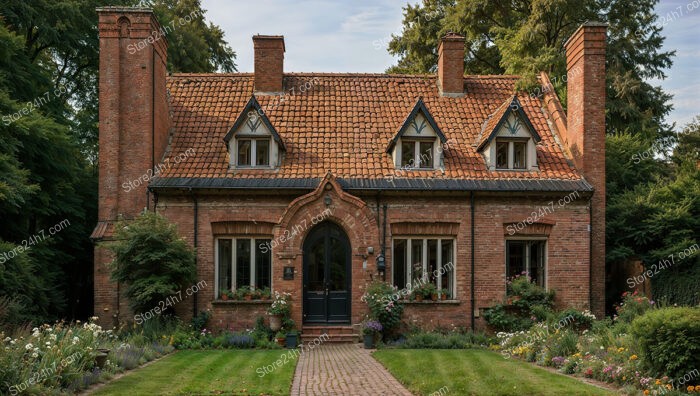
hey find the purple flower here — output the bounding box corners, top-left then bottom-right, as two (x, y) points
(363, 320), (383, 333)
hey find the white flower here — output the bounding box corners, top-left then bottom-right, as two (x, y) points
(31, 352), (38, 358)
(3, 337), (10, 342)
(10, 340), (15, 345)
(25, 343), (33, 350)
(45, 341), (51, 346)
(72, 337), (79, 345)
(49, 334), (57, 341)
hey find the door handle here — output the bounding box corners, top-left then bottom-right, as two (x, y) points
(325, 288), (329, 296)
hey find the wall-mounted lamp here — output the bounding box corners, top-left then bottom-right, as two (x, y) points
(324, 194), (332, 206)
(376, 253), (386, 272)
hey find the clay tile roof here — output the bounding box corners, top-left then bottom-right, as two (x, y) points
(156, 73), (582, 185)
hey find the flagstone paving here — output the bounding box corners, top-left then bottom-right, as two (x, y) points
(290, 343), (413, 396)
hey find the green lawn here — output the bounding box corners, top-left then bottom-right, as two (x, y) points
(373, 349), (615, 396)
(91, 350), (297, 396)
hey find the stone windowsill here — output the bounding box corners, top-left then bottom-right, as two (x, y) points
(403, 299), (461, 305)
(212, 299), (273, 305)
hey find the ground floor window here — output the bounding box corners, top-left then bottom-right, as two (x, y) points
(392, 238), (455, 298)
(216, 238), (271, 296)
(506, 240), (546, 288)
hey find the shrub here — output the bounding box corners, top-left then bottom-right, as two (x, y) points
(615, 290), (655, 323)
(191, 310), (211, 332)
(630, 306), (700, 379)
(361, 281), (404, 336)
(108, 212), (196, 315)
(554, 308), (596, 332)
(485, 275), (555, 332)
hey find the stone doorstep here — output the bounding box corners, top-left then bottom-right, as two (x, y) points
(300, 325), (359, 343)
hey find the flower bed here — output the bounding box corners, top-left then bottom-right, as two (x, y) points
(0, 317), (172, 394)
(492, 292), (700, 395)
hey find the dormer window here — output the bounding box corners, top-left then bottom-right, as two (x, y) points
(401, 140), (435, 169)
(237, 138), (270, 167)
(495, 138), (527, 170)
(387, 98), (447, 171)
(223, 96), (285, 169)
(477, 96), (541, 171)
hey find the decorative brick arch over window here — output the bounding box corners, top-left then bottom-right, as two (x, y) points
(503, 220), (554, 236)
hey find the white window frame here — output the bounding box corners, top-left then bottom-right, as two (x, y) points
(215, 237), (272, 298)
(495, 138), (528, 170)
(392, 237), (456, 298)
(504, 237), (548, 294)
(235, 137), (271, 168)
(400, 139), (436, 169)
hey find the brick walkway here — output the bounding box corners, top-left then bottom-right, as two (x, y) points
(290, 343), (413, 396)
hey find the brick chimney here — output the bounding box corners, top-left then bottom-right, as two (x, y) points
(564, 22), (607, 317)
(437, 32), (465, 97)
(95, 7), (171, 326)
(253, 35), (285, 93)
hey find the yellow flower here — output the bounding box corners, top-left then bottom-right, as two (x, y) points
(666, 384), (672, 390)
(617, 347), (624, 352)
(688, 386), (694, 392)
(629, 354), (638, 360)
(644, 390), (650, 395)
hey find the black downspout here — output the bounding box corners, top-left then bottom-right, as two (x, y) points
(382, 203), (388, 282)
(589, 195), (593, 313)
(149, 48), (155, 211)
(470, 192), (475, 332)
(191, 189), (199, 318)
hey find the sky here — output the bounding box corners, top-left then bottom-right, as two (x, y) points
(200, 0), (698, 129)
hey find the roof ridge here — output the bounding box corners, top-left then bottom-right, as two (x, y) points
(166, 72), (522, 79)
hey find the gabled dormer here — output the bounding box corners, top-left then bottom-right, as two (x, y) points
(477, 96), (541, 171)
(386, 98), (447, 170)
(224, 96), (285, 169)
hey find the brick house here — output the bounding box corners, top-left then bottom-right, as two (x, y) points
(92, 7), (606, 332)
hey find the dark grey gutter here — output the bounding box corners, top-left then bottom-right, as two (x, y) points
(149, 177), (593, 193)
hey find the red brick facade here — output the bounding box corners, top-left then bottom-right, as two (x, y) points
(93, 7), (606, 330)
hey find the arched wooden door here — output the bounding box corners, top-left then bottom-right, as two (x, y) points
(302, 221), (351, 324)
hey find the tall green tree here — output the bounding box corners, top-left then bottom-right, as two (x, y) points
(0, 0), (236, 324)
(387, 0), (674, 146)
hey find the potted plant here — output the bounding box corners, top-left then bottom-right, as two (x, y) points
(251, 288), (261, 300)
(220, 290), (230, 301)
(285, 330), (298, 349)
(440, 289), (450, 301)
(412, 288), (424, 302)
(267, 291), (291, 331)
(424, 283), (438, 301)
(237, 285), (253, 300)
(275, 331), (286, 346)
(362, 320), (382, 349)
(260, 287), (271, 300)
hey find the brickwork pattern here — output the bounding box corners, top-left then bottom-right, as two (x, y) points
(290, 344), (413, 396)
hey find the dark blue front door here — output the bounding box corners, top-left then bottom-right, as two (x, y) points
(302, 221), (351, 324)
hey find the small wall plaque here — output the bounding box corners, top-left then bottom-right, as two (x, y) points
(283, 266), (294, 280)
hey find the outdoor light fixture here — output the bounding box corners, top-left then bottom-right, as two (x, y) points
(376, 254), (386, 272)
(324, 194), (332, 206)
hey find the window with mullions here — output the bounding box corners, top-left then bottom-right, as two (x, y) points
(506, 240), (546, 289)
(216, 238), (272, 297)
(392, 238), (455, 298)
(400, 140), (435, 169)
(237, 138), (270, 167)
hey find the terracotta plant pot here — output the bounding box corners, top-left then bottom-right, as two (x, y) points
(220, 293), (229, 301)
(441, 294), (447, 301)
(415, 294), (424, 302)
(269, 314), (282, 331)
(276, 337), (286, 346)
(431, 293), (438, 301)
(244, 294), (252, 301)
